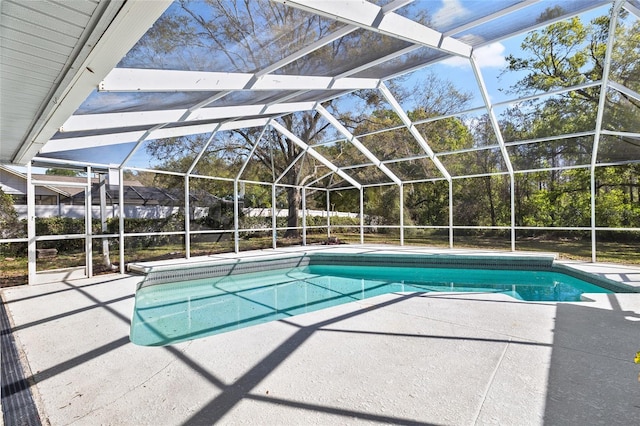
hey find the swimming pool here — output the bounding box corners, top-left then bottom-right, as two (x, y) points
(130, 254), (627, 346)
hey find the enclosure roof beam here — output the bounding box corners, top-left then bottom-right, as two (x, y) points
(186, 124), (222, 176)
(236, 122), (271, 182)
(444, 0), (540, 37)
(469, 55), (514, 176)
(148, 2), (416, 125)
(273, 0), (471, 58)
(168, 0), (412, 117)
(270, 120), (361, 190)
(504, 131), (596, 147)
(458, 1), (608, 52)
(42, 118), (272, 154)
(608, 80), (640, 104)
(315, 104), (402, 186)
(119, 124), (166, 168)
(275, 150), (308, 185)
(198, 1), (421, 128)
(492, 81), (602, 108)
(30, 157), (110, 173)
(377, 1), (541, 82)
(80, 1), (411, 146)
(592, 0), (625, 170)
(100, 69), (381, 92)
(601, 130), (640, 138)
(377, 82), (452, 181)
(258, 20), (423, 108)
(305, 170), (334, 189)
(624, 1), (640, 19)
(60, 101), (317, 133)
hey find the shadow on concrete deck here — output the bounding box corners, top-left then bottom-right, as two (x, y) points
(543, 293), (640, 424)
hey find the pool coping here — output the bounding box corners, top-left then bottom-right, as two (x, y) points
(131, 248), (638, 294)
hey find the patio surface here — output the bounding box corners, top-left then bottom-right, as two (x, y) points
(2, 245), (640, 425)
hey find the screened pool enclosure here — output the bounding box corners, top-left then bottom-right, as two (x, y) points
(2, 0), (640, 284)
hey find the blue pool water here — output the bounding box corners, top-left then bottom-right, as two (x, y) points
(131, 264), (611, 346)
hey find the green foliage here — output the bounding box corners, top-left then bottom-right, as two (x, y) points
(118, 215), (181, 233)
(363, 186), (400, 227)
(31, 215), (187, 252)
(0, 188), (24, 239)
(0, 189), (26, 257)
(504, 14), (600, 97)
(595, 165), (640, 227)
(326, 189), (359, 215)
(238, 215), (272, 234)
(34, 217), (85, 251)
(102, 215), (185, 250)
(405, 181), (449, 226)
(45, 168), (80, 177)
(191, 201), (237, 231)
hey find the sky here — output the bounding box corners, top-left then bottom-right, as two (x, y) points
(433, 3), (613, 105)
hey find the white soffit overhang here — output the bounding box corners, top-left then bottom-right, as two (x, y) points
(1, 0), (172, 165)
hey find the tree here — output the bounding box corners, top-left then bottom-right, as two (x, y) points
(314, 69), (473, 228)
(144, 113), (332, 237)
(234, 112), (332, 236)
(123, 0), (361, 237)
(500, 7), (640, 231)
(504, 7), (640, 131)
(468, 114), (510, 227)
(127, 1), (472, 237)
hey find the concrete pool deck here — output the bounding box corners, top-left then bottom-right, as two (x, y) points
(2, 245), (640, 425)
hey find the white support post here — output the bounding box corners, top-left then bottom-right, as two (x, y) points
(302, 187), (307, 246)
(590, 171), (596, 262)
(327, 190), (331, 238)
(184, 175), (190, 259)
(86, 166), (93, 278)
(510, 178), (516, 252)
(234, 123), (269, 254)
(272, 184), (277, 249)
(99, 173), (110, 268)
(399, 183), (404, 246)
(449, 180), (454, 249)
(234, 180), (240, 253)
(118, 168), (125, 274)
(27, 163), (36, 284)
(360, 187), (364, 244)
(590, 1), (623, 262)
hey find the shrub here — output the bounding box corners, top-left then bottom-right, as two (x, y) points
(0, 188), (25, 239)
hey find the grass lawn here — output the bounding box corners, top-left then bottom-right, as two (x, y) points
(3, 232), (640, 288)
